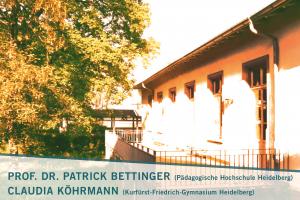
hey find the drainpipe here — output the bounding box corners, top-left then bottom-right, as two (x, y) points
(142, 83), (153, 92)
(248, 18), (278, 151)
(141, 83), (154, 130)
(141, 83), (154, 105)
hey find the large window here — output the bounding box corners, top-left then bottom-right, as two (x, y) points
(184, 81), (195, 99)
(168, 87), (176, 102)
(243, 55), (268, 141)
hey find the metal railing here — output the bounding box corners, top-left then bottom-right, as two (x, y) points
(154, 149), (289, 170)
(114, 129), (143, 143)
(109, 130), (289, 170)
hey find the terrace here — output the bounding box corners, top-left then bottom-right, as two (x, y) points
(105, 129), (290, 170)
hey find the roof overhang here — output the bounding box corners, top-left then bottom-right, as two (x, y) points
(134, 0), (296, 90)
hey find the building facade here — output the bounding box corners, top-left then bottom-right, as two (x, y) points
(106, 0), (300, 169)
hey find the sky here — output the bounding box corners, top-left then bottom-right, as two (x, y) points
(133, 0), (275, 83)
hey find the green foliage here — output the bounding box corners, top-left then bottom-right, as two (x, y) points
(0, 0), (158, 157)
(23, 124), (105, 158)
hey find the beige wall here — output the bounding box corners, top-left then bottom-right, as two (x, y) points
(137, 19), (300, 169)
(140, 37), (272, 149)
(275, 19), (300, 168)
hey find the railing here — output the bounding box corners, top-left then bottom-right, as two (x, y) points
(154, 149), (289, 170)
(108, 130), (290, 170)
(114, 129), (143, 143)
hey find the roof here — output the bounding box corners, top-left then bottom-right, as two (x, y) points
(134, 0), (297, 90)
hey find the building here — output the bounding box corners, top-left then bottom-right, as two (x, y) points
(105, 0), (300, 170)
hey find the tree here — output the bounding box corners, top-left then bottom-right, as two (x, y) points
(0, 0), (158, 157)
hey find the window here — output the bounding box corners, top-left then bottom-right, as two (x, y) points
(208, 71), (223, 139)
(243, 64), (267, 88)
(157, 91), (163, 103)
(243, 55), (268, 141)
(184, 81), (195, 99)
(147, 95), (153, 107)
(208, 71), (223, 95)
(168, 87), (176, 102)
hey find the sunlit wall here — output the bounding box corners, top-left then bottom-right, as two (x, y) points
(137, 18), (300, 169)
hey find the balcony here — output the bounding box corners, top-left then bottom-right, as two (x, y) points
(105, 129), (290, 170)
